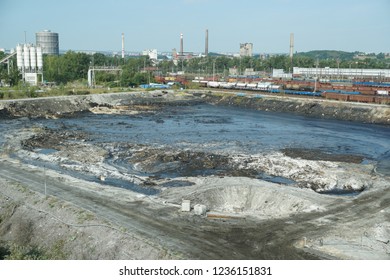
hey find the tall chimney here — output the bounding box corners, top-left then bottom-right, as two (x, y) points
(180, 33), (184, 57)
(122, 33), (125, 59)
(205, 29), (209, 56)
(289, 32), (294, 59)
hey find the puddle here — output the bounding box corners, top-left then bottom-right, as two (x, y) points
(257, 173), (296, 185)
(319, 189), (363, 196)
(34, 148), (58, 155)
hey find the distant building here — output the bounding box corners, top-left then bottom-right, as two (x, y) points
(142, 49), (158, 60)
(229, 67), (239, 76)
(293, 67), (390, 79)
(240, 43), (253, 57)
(36, 30), (59, 55)
(273, 69), (292, 79)
(244, 68), (259, 76)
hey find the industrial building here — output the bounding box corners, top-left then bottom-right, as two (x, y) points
(293, 67), (390, 79)
(142, 49), (158, 60)
(240, 43), (253, 57)
(16, 44), (43, 85)
(36, 30), (59, 55)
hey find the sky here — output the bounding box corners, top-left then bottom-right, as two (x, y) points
(1, 0), (390, 54)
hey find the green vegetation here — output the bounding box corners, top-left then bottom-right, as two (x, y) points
(0, 241), (68, 260)
(43, 51), (154, 86)
(0, 52), (21, 86)
(295, 50), (390, 69)
(296, 50), (356, 60)
(1, 49), (390, 99)
(0, 51), (155, 90)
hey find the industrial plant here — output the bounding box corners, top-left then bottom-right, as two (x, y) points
(1, 29), (390, 103)
(16, 43), (44, 85)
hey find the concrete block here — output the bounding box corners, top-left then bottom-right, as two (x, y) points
(194, 204), (207, 216)
(181, 200), (191, 212)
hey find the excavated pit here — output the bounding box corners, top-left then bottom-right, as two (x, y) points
(6, 99), (388, 195)
(1, 92), (390, 260)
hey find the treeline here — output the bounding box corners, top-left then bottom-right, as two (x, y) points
(44, 52), (154, 86)
(181, 54), (390, 76)
(1, 50), (390, 87)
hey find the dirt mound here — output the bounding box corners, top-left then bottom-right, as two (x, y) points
(160, 177), (330, 219)
(192, 185), (324, 218)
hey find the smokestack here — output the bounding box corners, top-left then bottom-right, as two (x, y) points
(121, 33), (125, 59)
(180, 33), (184, 57)
(289, 32), (294, 59)
(205, 29), (209, 56)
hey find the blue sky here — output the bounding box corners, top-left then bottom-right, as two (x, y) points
(1, 0), (389, 54)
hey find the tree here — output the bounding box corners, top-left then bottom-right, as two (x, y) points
(0, 56), (20, 86)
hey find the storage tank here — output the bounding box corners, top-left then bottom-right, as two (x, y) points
(36, 46), (43, 70)
(36, 30), (59, 55)
(16, 44), (24, 69)
(30, 46), (37, 70)
(23, 44), (30, 69)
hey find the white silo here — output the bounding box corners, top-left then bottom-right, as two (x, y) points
(30, 46), (37, 70)
(16, 44), (24, 70)
(23, 44), (30, 70)
(36, 46), (43, 70)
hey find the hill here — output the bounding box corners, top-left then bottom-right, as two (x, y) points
(296, 50), (357, 60)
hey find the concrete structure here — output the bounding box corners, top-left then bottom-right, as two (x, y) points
(16, 45), (23, 69)
(36, 46), (43, 70)
(36, 30), (59, 55)
(30, 46), (36, 70)
(23, 45), (30, 70)
(273, 69), (293, 79)
(244, 68), (258, 76)
(142, 49), (158, 60)
(289, 33), (294, 60)
(229, 68), (239, 76)
(15, 44), (44, 85)
(180, 33), (184, 57)
(181, 200), (191, 212)
(240, 43), (253, 57)
(205, 29), (209, 56)
(121, 33), (125, 59)
(194, 204), (207, 216)
(293, 67), (390, 79)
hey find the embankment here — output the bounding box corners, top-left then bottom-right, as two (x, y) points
(0, 91), (199, 119)
(199, 92), (390, 124)
(0, 91), (389, 124)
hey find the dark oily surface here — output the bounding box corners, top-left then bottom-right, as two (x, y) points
(11, 103), (390, 176)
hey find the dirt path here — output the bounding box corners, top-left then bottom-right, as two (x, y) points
(0, 158), (329, 259)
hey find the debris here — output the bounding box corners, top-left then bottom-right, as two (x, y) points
(193, 204), (207, 216)
(181, 200), (190, 212)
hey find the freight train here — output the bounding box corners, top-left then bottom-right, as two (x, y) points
(195, 80), (390, 104)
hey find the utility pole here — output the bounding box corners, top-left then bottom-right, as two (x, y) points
(213, 60), (216, 81)
(44, 165), (47, 196)
(314, 57), (319, 92)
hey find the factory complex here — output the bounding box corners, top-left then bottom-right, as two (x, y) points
(1, 28), (390, 105)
